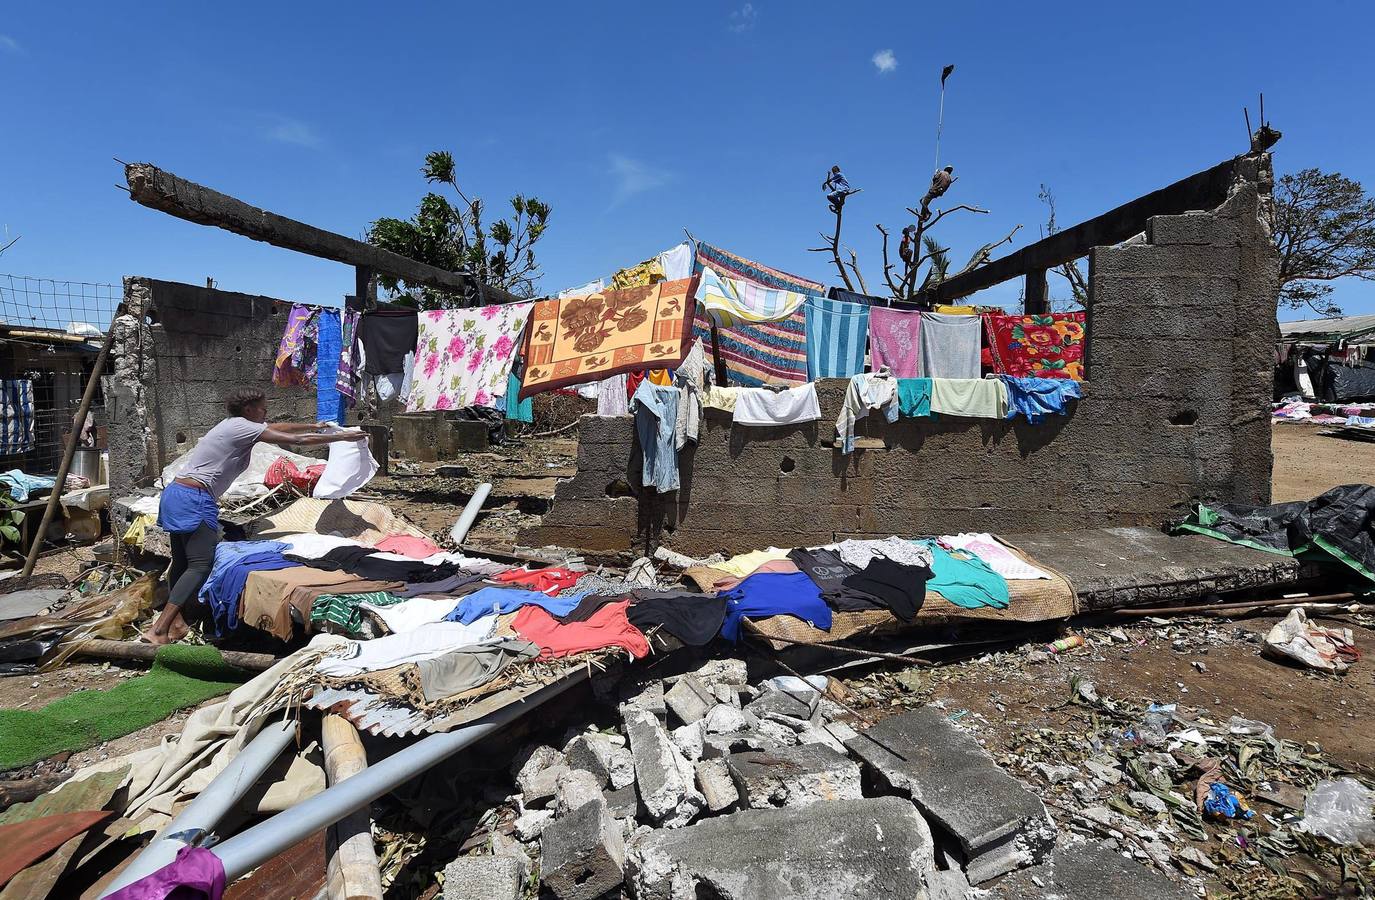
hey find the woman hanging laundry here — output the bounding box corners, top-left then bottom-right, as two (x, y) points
(144, 389), (368, 645)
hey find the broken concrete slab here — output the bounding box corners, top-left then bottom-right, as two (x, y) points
(665, 676), (715, 725)
(845, 707), (1055, 884)
(694, 758), (739, 813)
(514, 809), (554, 842)
(726, 743), (863, 809)
(980, 840), (1191, 900)
(756, 718), (803, 746)
(540, 799), (626, 900)
(622, 706), (705, 828)
(518, 764), (569, 809)
(554, 769), (605, 817)
(625, 796), (934, 900)
(670, 721), (705, 762)
(703, 704), (750, 735)
(565, 732), (635, 790)
(621, 680), (667, 723)
(605, 784), (639, 820)
(512, 744), (565, 784)
(443, 856), (526, 900)
(701, 731), (781, 759)
(743, 687), (815, 723)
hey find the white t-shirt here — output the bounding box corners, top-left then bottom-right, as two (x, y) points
(179, 417), (267, 498)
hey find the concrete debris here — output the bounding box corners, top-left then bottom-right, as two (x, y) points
(1035, 763), (1077, 785)
(794, 721), (847, 753)
(703, 704), (751, 735)
(513, 744), (566, 785)
(442, 856), (527, 900)
(725, 744), (863, 809)
(845, 706), (1055, 884)
(624, 797), (935, 900)
(621, 679), (668, 723)
(744, 687), (816, 723)
(690, 658), (749, 690)
(1177, 846), (1218, 872)
(694, 758), (739, 813)
(604, 784), (640, 820)
(670, 721), (705, 762)
(664, 676), (715, 725)
(756, 717), (803, 746)
(1128, 790), (1168, 815)
(622, 705), (706, 828)
(514, 808), (554, 842)
(564, 731), (635, 790)
(925, 866), (972, 900)
(519, 764), (569, 809)
(701, 731), (781, 759)
(554, 768), (605, 817)
(981, 840), (1191, 900)
(540, 799), (626, 900)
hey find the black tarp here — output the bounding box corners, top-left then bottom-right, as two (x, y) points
(1171, 484), (1375, 581)
(1323, 361), (1375, 403)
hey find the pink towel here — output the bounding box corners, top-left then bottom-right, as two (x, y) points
(869, 308), (923, 378)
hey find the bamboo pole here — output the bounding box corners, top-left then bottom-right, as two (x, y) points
(20, 314), (120, 578)
(322, 714), (383, 900)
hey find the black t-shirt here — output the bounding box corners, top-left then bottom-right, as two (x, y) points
(842, 557), (932, 622)
(788, 548), (884, 612)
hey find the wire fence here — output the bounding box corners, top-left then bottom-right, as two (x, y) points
(0, 274), (121, 333)
(0, 274), (112, 481)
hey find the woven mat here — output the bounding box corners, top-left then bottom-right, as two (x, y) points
(746, 540), (1077, 649)
(249, 497), (427, 543)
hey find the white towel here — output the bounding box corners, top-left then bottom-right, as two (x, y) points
(941, 532), (1051, 580)
(316, 618), (499, 675)
(361, 595), (464, 635)
(732, 383), (822, 426)
(919, 313), (981, 379)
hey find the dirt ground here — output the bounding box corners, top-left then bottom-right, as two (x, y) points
(1271, 423), (1375, 502)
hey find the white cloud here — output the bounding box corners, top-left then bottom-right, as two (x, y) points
(608, 154), (672, 206)
(728, 3), (757, 33)
(872, 48), (898, 74)
(259, 115), (323, 148)
(0, 35), (22, 54)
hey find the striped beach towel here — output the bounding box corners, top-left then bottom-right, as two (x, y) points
(695, 242), (825, 294)
(694, 310), (808, 387)
(697, 266), (808, 329)
(805, 295), (869, 379)
(0, 379), (34, 455)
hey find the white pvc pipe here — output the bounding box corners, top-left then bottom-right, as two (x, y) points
(449, 482), (492, 546)
(212, 670), (585, 881)
(102, 719), (298, 896)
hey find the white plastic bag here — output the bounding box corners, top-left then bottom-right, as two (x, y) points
(1301, 778), (1375, 845)
(1262, 608), (1358, 673)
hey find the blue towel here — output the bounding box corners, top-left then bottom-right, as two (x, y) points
(316, 309), (344, 424)
(446, 586), (584, 625)
(896, 378), (933, 417)
(199, 540), (302, 634)
(0, 469), (54, 503)
(1002, 376), (1083, 425)
(720, 572), (833, 642)
(506, 372), (533, 423)
(805, 296), (869, 380)
(0, 379), (34, 455)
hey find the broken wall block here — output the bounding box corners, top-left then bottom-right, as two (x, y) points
(442, 856), (526, 900)
(621, 706), (705, 828)
(726, 743), (863, 809)
(540, 799), (625, 900)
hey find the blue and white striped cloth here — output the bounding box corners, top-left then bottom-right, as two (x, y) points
(696, 265), (809, 329)
(805, 296), (869, 380)
(0, 379), (34, 455)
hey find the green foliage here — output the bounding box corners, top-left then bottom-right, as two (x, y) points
(0, 482), (24, 549)
(1271, 168), (1375, 317)
(367, 150), (551, 307)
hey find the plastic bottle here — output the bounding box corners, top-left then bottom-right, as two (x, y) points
(1048, 635), (1085, 653)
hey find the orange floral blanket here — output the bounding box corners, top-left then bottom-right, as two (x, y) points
(518, 277), (699, 399)
(984, 312), (1086, 380)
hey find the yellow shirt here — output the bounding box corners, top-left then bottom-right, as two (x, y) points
(703, 386), (740, 412)
(933, 304), (978, 315)
(611, 259), (666, 290)
(715, 548), (793, 579)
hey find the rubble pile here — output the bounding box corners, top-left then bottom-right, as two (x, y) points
(436, 658), (1191, 900)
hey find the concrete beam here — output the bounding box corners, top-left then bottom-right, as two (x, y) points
(124, 163), (521, 306)
(922, 155), (1244, 303)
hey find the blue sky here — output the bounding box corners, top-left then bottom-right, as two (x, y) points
(2, 0), (1372, 322)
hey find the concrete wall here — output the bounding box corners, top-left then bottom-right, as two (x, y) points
(525, 156), (1279, 555)
(106, 277), (321, 505)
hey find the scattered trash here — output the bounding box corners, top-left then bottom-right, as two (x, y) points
(1203, 782), (1255, 821)
(1048, 634), (1085, 653)
(1262, 608), (1360, 673)
(1301, 778), (1375, 846)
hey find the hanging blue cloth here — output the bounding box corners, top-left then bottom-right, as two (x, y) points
(316, 309), (344, 424)
(805, 295), (869, 380)
(719, 572), (833, 642)
(506, 372), (533, 423)
(1001, 376), (1082, 425)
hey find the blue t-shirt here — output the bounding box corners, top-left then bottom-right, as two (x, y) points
(720, 571), (833, 642)
(1002, 377), (1082, 425)
(447, 587), (584, 625)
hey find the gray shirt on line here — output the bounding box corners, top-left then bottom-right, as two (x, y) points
(178, 417), (268, 498)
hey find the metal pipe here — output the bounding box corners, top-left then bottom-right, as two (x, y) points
(102, 719), (298, 895)
(212, 671), (584, 881)
(449, 482), (491, 546)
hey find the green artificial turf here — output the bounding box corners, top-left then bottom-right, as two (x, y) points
(0, 643), (249, 771)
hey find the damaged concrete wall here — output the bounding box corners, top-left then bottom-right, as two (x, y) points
(526, 157), (1279, 555)
(106, 277), (321, 505)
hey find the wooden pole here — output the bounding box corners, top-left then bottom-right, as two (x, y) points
(71, 638), (278, 671)
(20, 317), (120, 578)
(709, 320), (728, 386)
(1110, 593), (1359, 618)
(322, 713), (384, 900)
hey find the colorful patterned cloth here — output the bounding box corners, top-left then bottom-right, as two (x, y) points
(519, 278), (698, 399)
(805, 295), (869, 379)
(407, 302), (534, 411)
(696, 266), (809, 329)
(984, 312), (1087, 380)
(311, 590), (404, 636)
(0, 378), (34, 455)
(272, 305), (318, 387)
(693, 309), (809, 387)
(611, 257), (666, 290)
(694, 241), (825, 294)
(336, 310), (361, 409)
(869, 307), (924, 377)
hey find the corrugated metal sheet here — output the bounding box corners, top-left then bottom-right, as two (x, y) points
(1280, 314), (1375, 342)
